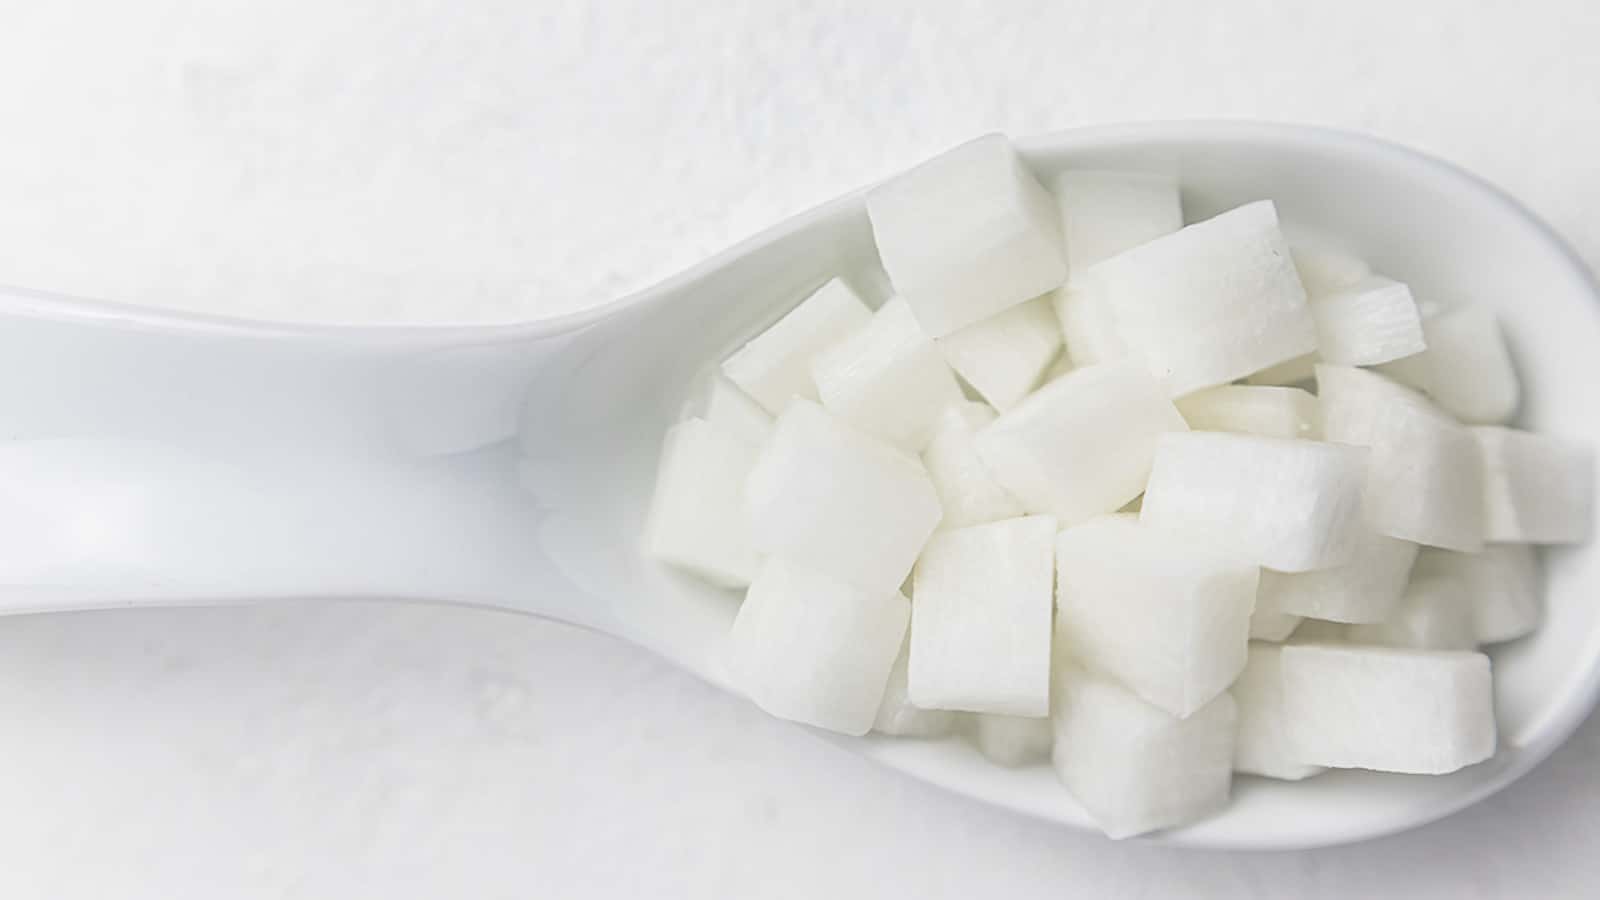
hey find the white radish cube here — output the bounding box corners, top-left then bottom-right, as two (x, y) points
(1141, 432), (1368, 572)
(1052, 169), (1183, 271)
(1052, 664), (1236, 839)
(1280, 644), (1496, 774)
(1369, 298), (1446, 392)
(642, 418), (763, 587)
(1257, 526), (1418, 624)
(1055, 515), (1257, 717)
(867, 135), (1067, 337)
(811, 297), (964, 453)
(1286, 228), (1372, 297)
(909, 516), (1056, 716)
(975, 362), (1187, 525)
(1233, 643), (1325, 780)
(1416, 546), (1543, 644)
(973, 713), (1054, 766)
(1413, 305), (1521, 424)
(1310, 276), (1426, 366)
(1245, 353), (1316, 387)
(1175, 385), (1317, 440)
(1050, 281), (1127, 367)
(873, 638), (957, 737)
(936, 295), (1062, 411)
(921, 402), (1024, 529)
(722, 278), (871, 414)
(702, 375), (773, 447)
(1473, 426), (1595, 544)
(1086, 201), (1317, 395)
(812, 296), (960, 451)
(726, 558), (909, 736)
(1249, 586), (1304, 642)
(746, 400), (942, 594)
(1317, 364), (1486, 552)
(1345, 574), (1477, 651)
(1317, 360), (1423, 423)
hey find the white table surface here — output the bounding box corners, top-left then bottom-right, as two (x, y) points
(2, 2), (1598, 896)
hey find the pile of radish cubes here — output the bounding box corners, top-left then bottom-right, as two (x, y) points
(642, 134), (1594, 838)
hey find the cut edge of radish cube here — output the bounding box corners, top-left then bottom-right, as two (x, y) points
(909, 515), (1056, 716)
(1088, 200), (1317, 396)
(936, 294), (1063, 411)
(642, 417), (764, 588)
(726, 557), (910, 736)
(1140, 431), (1369, 572)
(811, 296), (965, 453)
(866, 134), (1067, 337)
(1051, 662), (1236, 839)
(1309, 275), (1426, 367)
(721, 277), (872, 414)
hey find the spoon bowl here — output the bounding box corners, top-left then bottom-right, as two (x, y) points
(0, 121), (1595, 848)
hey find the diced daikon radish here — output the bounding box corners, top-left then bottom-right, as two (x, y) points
(1316, 360), (1424, 420)
(1051, 281), (1127, 367)
(1369, 296), (1448, 392)
(1345, 574), (1477, 650)
(1415, 546), (1542, 644)
(873, 638), (957, 737)
(1289, 619), (1350, 644)
(1245, 353), (1317, 387)
(702, 375), (773, 447)
(1415, 305), (1521, 424)
(811, 296), (964, 453)
(1310, 276), (1426, 366)
(653, 159), (1585, 805)
(1473, 426), (1595, 544)
(1317, 364), (1486, 552)
(1085, 201), (1317, 395)
(867, 135), (1067, 337)
(746, 400), (942, 594)
(1233, 643), (1325, 781)
(642, 417), (763, 587)
(1257, 526), (1419, 624)
(973, 713), (1054, 766)
(1281, 644), (1495, 774)
(1381, 304), (1520, 422)
(1284, 225), (1372, 297)
(1141, 432), (1368, 572)
(726, 558), (909, 736)
(1055, 515), (1257, 717)
(936, 295), (1062, 411)
(921, 402), (1024, 529)
(1249, 586), (1304, 642)
(975, 362), (1187, 525)
(1051, 663), (1236, 839)
(910, 516), (1056, 716)
(1052, 169), (1183, 271)
(722, 278), (872, 414)
(1175, 385), (1318, 440)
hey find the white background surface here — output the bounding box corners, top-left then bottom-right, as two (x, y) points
(1, 1), (1597, 896)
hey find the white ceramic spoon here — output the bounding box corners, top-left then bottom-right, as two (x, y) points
(0, 122), (1595, 849)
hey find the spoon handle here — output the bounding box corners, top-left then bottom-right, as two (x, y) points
(0, 439), (552, 611)
(0, 285), (592, 616)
